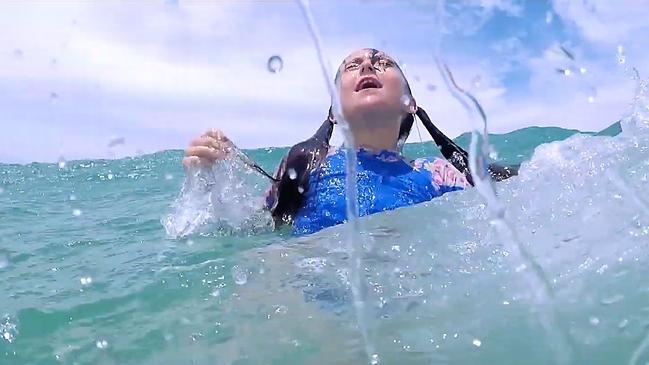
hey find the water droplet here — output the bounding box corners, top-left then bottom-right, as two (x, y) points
(297, 186), (305, 194)
(13, 49), (23, 58)
(107, 173), (114, 180)
(50, 92), (59, 100)
(400, 94), (413, 108)
(503, 300), (510, 305)
(472, 339), (482, 347)
(107, 136), (125, 148)
(69, 194), (76, 201)
(0, 251), (9, 269)
(579, 67), (587, 74)
(72, 209), (82, 217)
(515, 263), (527, 272)
(472, 75), (482, 89)
(618, 318), (629, 329)
(371, 353), (380, 364)
(589, 316), (600, 326)
(210, 289), (220, 297)
(58, 156), (67, 169)
(95, 339), (108, 349)
(617, 45), (626, 65)
(164, 173), (173, 180)
(391, 245), (401, 252)
(267, 55), (283, 73)
(426, 84), (436, 92)
(588, 95), (595, 103)
(274, 305), (288, 314)
(80, 276), (93, 285)
(545, 11), (553, 24)
(287, 168), (297, 180)
(231, 265), (248, 285)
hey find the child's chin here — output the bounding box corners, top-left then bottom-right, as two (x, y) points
(355, 96), (390, 111)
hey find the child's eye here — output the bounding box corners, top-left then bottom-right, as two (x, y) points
(345, 62), (359, 70)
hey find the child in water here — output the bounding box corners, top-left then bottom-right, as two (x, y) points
(182, 48), (510, 235)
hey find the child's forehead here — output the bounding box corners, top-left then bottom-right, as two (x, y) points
(342, 48), (394, 63)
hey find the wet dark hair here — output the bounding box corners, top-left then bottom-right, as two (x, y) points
(254, 49), (518, 224)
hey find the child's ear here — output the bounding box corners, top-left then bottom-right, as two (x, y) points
(328, 108), (337, 124)
(405, 95), (417, 114)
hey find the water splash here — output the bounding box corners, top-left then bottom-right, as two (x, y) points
(95, 339), (108, 349)
(617, 56), (649, 365)
(432, 1), (574, 363)
(231, 265), (248, 285)
(296, 0), (371, 361)
(267, 55), (283, 73)
(163, 152), (274, 237)
(1, 315), (18, 343)
(554, 45), (599, 104)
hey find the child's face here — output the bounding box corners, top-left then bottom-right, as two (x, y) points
(336, 48), (414, 129)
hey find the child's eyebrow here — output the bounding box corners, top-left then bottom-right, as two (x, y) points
(345, 57), (364, 65)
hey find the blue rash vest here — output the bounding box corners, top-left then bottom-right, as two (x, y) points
(292, 147), (469, 235)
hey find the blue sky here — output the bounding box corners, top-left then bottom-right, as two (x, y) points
(1, 0), (648, 163)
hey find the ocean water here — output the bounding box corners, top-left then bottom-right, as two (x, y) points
(2, 109), (649, 365)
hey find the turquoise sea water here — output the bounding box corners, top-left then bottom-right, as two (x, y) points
(2, 118), (649, 365)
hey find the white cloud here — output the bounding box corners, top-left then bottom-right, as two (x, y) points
(552, 0), (649, 44)
(0, 1), (647, 164)
(0, 1), (353, 162)
(480, 0), (524, 16)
